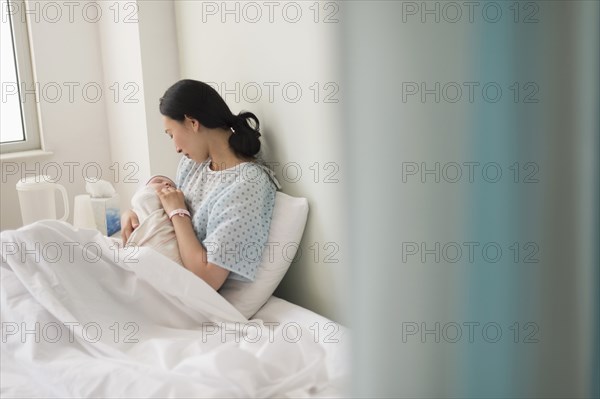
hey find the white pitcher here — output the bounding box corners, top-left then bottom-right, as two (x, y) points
(16, 175), (70, 225)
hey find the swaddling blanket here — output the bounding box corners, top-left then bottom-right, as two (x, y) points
(126, 186), (183, 266)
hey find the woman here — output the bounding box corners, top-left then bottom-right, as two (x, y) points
(121, 79), (280, 291)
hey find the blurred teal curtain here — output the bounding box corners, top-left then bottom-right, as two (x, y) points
(343, 1), (598, 397)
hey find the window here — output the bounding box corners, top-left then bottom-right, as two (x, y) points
(1, 0), (41, 154)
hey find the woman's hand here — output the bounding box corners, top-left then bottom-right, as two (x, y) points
(157, 186), (187, 215)
(120, 209), (139, 243)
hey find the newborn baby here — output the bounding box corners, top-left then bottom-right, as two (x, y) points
(125, 175), (185, 266)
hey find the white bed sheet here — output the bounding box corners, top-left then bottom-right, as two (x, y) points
(252, 296), (352, 398)
(0, 220), (351, 398)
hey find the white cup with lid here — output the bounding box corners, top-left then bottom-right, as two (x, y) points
(16, 175), (70, 226)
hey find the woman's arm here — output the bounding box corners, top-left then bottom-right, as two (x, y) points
(157, 187), (230, 291)
(170, 216), (230, 290)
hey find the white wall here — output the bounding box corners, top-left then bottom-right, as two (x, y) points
(173, 1), (348, 324)
(96, 1), (150, 208)
(96, 0), (181, 210)
(136, 2), (181, 178)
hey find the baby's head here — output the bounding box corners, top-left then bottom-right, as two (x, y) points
(131, 175), (175, 216)
(146, 175), (175, 191)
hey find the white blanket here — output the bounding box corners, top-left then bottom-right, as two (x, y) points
(0, 220), (330, 398)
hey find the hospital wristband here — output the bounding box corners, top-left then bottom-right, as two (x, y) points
(168, 208), (191, 220)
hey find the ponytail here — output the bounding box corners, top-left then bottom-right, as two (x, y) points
(228, 111), (261, 159)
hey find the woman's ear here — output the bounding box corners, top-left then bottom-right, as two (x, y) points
(184, 115), (201, 132)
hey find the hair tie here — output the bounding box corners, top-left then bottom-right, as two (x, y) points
(229, 116), (239, 134)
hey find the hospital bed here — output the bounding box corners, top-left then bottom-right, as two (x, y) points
(0, 212), (351, 397)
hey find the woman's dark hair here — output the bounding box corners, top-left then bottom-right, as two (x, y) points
(159, 79), (261, 159)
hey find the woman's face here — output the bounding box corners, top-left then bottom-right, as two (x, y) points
(163, 115), (208, 162)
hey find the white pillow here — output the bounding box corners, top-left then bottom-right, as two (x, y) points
(218, 191), (309, 319)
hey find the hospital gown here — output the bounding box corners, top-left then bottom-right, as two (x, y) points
(175, 156), (281, 282)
